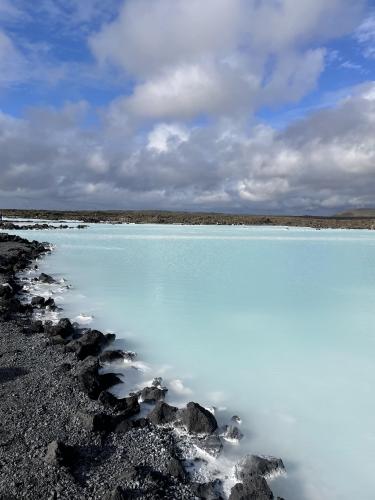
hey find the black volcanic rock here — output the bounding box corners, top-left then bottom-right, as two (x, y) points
(140, 386), (167, 403)
(45, 440), (76, 468)
(74, 329), (108, 360)
(229, 476), (274, 500)
(191, 480), (224, 499)
(147, 401), (178, 425)
(235, 455), (285, 480)
(180, 402), (218, 434)
(98, 391), (140, 417)
(39, 273), (56, 284)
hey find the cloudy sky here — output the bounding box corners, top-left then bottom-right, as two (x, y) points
(0, 0), (374, 213)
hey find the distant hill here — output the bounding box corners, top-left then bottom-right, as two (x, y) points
(335, 209), (375, 218)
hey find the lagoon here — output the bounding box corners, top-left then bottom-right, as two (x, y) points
(9, 223), (375, 500)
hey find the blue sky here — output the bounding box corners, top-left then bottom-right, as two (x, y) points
(0, 0), (375, 213)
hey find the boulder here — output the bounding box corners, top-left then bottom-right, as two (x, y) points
(39, 273), (56, 284)
(48, 335), (69, 346)
(29, 320), (44, 334)
(75, 329), (107, 360)
(77, 358), (121, 399)
(229, 476), (274, 500)
(166, 457), (186, 482)
(140, 386), (167, 403)
(31, 296), (56, 309)
(235, 455), (285, 480)
(99, 350), (126, 364)
(147, 401), (178, 425)
(46, 318), (74, 339)
(191, 480), (223, 499)
(31, 296), (46, 308)
(80, 412), (116, 433)
(223, 425), (243, 442)
(45, 440), (75, 468)
(98, 392), (140, 417)
(114, 419), (135, 434)
(195, 434), (223, 457)
(180, 402), (218, 434)
(44, 297), (56, 309)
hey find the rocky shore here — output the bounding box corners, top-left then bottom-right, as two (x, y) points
(0, 233), (286, 500)
(0, 222), (87, 231)
(2, 208), (375, 230)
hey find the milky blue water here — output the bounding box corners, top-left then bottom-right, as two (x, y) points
(5, 223), (375, 499)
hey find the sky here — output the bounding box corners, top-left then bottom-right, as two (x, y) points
(0, 0), (375, 214)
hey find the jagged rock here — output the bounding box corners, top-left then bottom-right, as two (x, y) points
(180, 402), (218, 434)
(48, 335), (69, 346)
(31, 296), (45, 308)
(114, 419), (135, 434)
(191, 479), (224, 499)
(74, 329), (107, 360)
(140, 386), (167, 403)
(44, 297), (56, 309)
(195, 434), (223, 457)
(80, 412), (116, 433)
(29, 320), (44, 334)
(147, 401), (178, 425)
(99, 350), (126, 364)
(77, 357), (122, 399)
(31, 296), (56, 309)
(99, 392), (140, 417)
(45, 440), (75, 468)
(223, 425), (243, 442)
(229, 477), (274, 500)
(166, 457), (186, 482)
(235, 455), (285, 480)
(46, 318), (74, 339)
(39, 273), (56, 284)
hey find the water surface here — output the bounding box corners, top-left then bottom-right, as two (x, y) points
(7, 223), (375, 499)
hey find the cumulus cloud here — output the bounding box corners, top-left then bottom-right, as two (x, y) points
(90, 0), (364, 120)
(1, 83), (375, 213)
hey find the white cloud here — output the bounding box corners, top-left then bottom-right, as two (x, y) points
(90, 0), (364, 120)
(147, 123), (189, 153)
(1, 82), (375, 213)
(356, 14), (375, 58)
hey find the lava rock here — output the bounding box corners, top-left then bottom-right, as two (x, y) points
(223, 425), (243, 442)
(46, 318), (74, 339)
(74, 329), (107, 360)
(191, 479), (224, 499)
(45, 440), (75, 468)
(235, 455), (285, 480)
(166, 457), (186, 482)
(31, 296), (46, 308)
(229, 476), (274, 500)
(147, 401), (178, 425)
(48, 335), (69, 346)
(99, 350), (126, 364)
(77, 358), (121, 400)
(80, 412), (116, 433)
(195, 434), (223, 457)
(29, 320), (44, 334)
(99, 392), (140, 417)
(39, 273), (56, 284)
(140, 386), (167, 403)
(180, 402), (218, 434)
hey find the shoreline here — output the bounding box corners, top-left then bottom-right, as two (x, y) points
(0, 232), (286, 500)
(2, 209), (375, 230)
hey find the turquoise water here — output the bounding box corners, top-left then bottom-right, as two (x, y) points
(7, 223), (375, 499)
